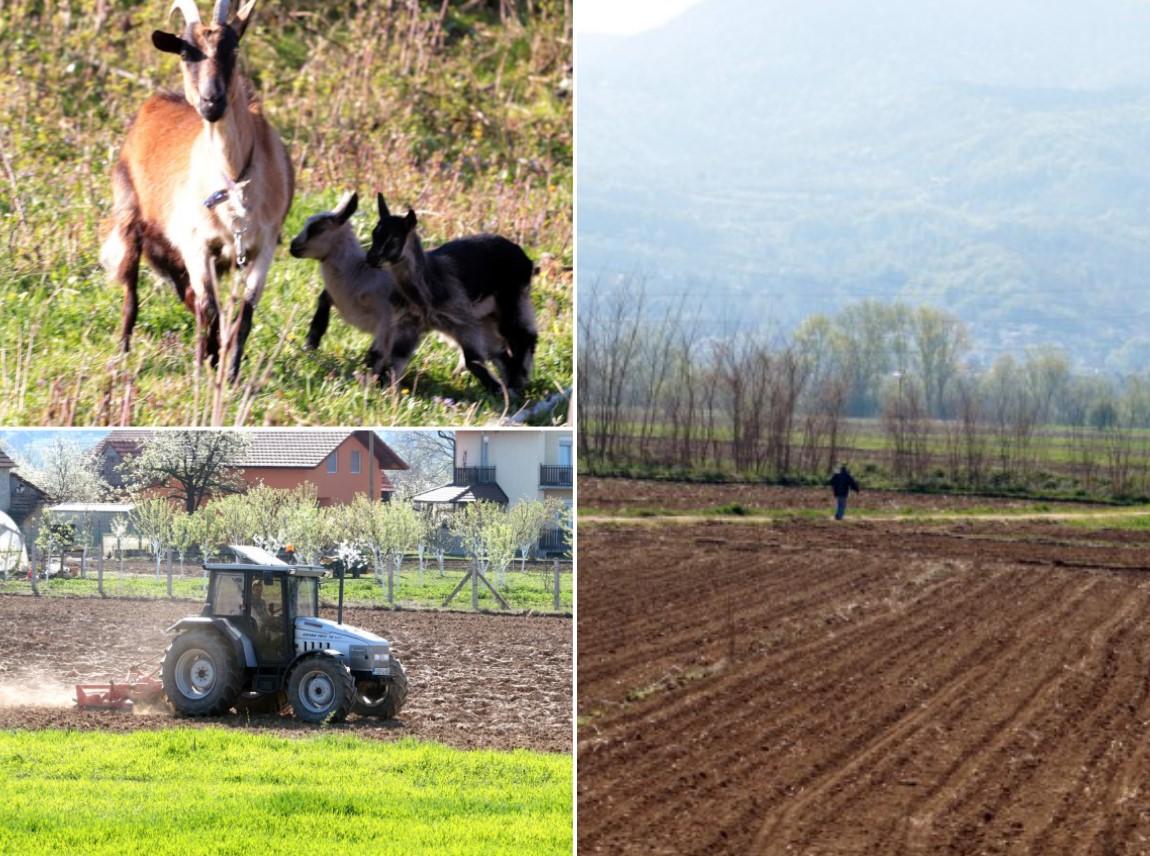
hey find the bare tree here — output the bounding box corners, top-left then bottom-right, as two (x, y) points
(912, 307), (969, 418)
(579, 277), (646, 463)
(383, 430), (455, 500)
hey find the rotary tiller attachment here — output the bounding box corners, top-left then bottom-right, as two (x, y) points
(75, 668), (164, 712)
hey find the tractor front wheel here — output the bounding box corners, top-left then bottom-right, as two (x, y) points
(162, 630), (243, 717)
(288, 656), (355, 724)
(352, 659), (408, 720)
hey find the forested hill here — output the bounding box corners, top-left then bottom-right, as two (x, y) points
(578, 0), (1150, 373)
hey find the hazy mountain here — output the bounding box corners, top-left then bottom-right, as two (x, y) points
(578, 0), (1150, 371)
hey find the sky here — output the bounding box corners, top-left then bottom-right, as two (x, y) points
(577, 0), (705, 35)
(0, 430), (107, 468)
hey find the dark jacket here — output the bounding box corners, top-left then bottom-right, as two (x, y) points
(828, 470), (860, 498)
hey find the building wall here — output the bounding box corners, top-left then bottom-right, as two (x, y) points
(543, 432), (574, 467)
(0, 467), (10, 515)
(241, 434), (392, 506)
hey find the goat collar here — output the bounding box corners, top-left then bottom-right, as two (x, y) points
(202, 143), (255, 211)
(203, 143), (256, 269)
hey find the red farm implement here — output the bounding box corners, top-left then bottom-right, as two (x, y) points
(74, 667), (164, 712)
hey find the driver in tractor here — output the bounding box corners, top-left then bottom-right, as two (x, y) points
(249, 579), (282, 656)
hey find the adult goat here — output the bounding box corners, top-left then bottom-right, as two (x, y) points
(100, 0), (294, 380)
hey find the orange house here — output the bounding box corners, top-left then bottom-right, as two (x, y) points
(238, 431), (407, 505)
(97, 430), (408, 506)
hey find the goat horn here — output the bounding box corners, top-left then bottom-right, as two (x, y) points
(169, 0), (201, 24)
(212, 0), (229, 24)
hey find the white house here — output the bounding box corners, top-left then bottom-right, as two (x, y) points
(413, 430), (573, 553)
(0, 449), (47, 545)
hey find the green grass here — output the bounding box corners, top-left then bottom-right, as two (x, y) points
(0, 730), (571, 855)
(1064, 511), (1150, 532)
(0, 2), (571, 425)
(0, 564), (573, 612)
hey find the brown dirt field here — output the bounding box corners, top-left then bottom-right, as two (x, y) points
(580, 476), (1101, 515)
(0, 596), (571, 753)
(579, 510), (1150, 854)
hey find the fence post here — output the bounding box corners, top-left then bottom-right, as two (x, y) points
(97, 545), (105, 598)
(29, 546), (40, 598)
(471, 557), (479, 611)
(553, 558), (561, 612)
(166, 548), (174, 599)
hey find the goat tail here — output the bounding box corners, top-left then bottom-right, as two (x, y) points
(99, 160), (139, 278)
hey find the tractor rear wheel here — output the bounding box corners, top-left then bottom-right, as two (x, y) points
(288, 656), (355, 724)
(162, 630), (243, 717)
(352, 659), (408, 720)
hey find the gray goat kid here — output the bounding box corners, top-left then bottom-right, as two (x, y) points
(289, 192), (397, 379)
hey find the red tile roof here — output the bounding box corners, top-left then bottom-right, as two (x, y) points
(97, 430), (155, 459)
(99, 430), (407, 470)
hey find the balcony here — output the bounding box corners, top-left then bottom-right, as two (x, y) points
(454, 466), (496, 485)
(538, 527), (570, 555)
(539, 465), (573, 487)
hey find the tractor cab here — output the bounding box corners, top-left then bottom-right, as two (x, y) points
(203, 546), (323, 667)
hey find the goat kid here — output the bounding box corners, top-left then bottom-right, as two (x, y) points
(289, 192), (398, 379)
(99, 0), (294, 380)
(359, 193), (538, 397)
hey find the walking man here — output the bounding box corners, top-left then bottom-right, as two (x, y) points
(828, 464), (860, 520)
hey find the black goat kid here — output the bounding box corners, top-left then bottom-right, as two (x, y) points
(363, 193), (538, 397)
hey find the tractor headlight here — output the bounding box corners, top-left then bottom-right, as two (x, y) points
(373, 653), (386, 661)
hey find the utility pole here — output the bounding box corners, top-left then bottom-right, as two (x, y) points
(369, 431), (377, 502)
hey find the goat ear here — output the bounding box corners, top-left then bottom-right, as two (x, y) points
(152, 30), (186, 54)
(337, 192), (358, 223)
(377, 192), (390, 219)
(405, 209), (418, 229)
(233, 0), (257, 38)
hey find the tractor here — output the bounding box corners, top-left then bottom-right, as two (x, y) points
(159, 545), (407, 723)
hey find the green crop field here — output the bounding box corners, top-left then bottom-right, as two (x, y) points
(0, 1), (571, 426)
(0, 730), (572, 855)
(583, 414), (1150, 502)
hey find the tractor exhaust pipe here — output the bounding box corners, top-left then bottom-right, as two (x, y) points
(337, 568), (345, 625)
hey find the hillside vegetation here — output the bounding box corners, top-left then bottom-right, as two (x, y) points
(579, 0), (1150, 370)
(0, 0), (572, 425)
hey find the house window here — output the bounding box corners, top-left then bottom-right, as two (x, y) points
(350, 450), (362, 475)
(326, 452), (338, 474)
(481, 435), (490, 467)
(559, 440), (572, 467)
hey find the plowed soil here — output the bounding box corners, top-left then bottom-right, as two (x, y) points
(0, 597), (571, 753)
(579, 506), (1150, 854)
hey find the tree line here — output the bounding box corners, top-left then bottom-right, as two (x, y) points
(579, 284), (1150, 498)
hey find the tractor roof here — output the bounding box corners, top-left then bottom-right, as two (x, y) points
(202, 545), (326, 578)
(202, 563), (326, 578)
